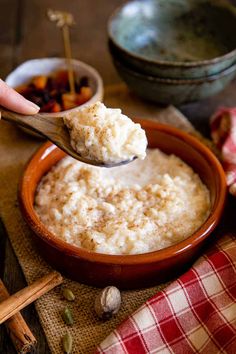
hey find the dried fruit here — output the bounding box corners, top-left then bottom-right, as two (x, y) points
(62, 93), (78, 110)
(94, 286), (121, 320)
(32, 75), (47, 90)
(51, 102), (61, 113)
(80, 86), (92, 100)
(62, 288), (75, 301)
(15, 70), (92, 113)
(62, 307), (74, 325)
(62, 332), (73, 354)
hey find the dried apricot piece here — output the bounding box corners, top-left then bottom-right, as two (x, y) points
(32, 75), (47, 90)
(51, 102), (62, 113)
(76, 87), (93, 105)
(62, 93), (77, 110)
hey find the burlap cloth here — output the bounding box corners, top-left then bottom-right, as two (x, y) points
(0, 85), (208, 353)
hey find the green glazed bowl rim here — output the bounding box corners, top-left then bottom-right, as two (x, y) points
(108, 0), (236, 68)
(113, 57), (236, 84)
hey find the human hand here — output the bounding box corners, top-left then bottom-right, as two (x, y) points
(0, 79), (39, 115)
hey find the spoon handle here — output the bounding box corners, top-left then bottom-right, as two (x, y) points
(0, 107), (134, 168)
(0, 107), (64, 139)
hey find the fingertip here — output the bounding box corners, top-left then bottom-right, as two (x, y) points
(0, 79), (40, 115)
(25, 100), (40, 114)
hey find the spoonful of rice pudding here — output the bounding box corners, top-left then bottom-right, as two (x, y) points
(1, 101), (147, 167)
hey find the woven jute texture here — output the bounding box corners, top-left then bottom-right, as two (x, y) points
(0, 85), (199, 353)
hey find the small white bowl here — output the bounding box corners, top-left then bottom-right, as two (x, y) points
(5, 57), (104, 136)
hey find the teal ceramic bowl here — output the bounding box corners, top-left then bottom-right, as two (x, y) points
(113, 57), (236, 105)
(108, 0), (236, 79)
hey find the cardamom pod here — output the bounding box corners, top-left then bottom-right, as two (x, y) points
(62, 288), (75, 301)
(62, 332), (73, 354)
(62, 307), (74, 325)
(94, 286), (121, 320)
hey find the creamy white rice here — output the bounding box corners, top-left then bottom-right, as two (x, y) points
(63, 102), (147, 163)
(35, 149), (210, 255)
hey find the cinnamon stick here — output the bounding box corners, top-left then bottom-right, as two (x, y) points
(0, 279), (37, 353)
(0, 271), (63, 324)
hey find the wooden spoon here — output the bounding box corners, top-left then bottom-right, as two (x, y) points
(1, 107), (136, 167)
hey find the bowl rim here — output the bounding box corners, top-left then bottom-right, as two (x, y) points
(19, 120), (227, 265)
(108, 0), (236, 69)
(5, 57), (104, 118)
(113, 56), (236, 84)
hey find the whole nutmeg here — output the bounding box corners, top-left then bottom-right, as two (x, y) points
(94, 286), (121, 320)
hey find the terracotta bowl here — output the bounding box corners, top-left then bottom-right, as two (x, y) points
(19, 120), (227, 289)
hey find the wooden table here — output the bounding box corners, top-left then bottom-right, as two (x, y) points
(1, 0), (236, 352)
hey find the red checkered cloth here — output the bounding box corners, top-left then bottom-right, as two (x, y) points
(211, 107), (236, 196)
(95, 234), (236, 354)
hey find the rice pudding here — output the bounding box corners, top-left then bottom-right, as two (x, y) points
(35, 149), (210, 255)
(63, 102), (147, 163)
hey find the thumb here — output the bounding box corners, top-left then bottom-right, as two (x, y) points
(0, 79), (39, 115)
